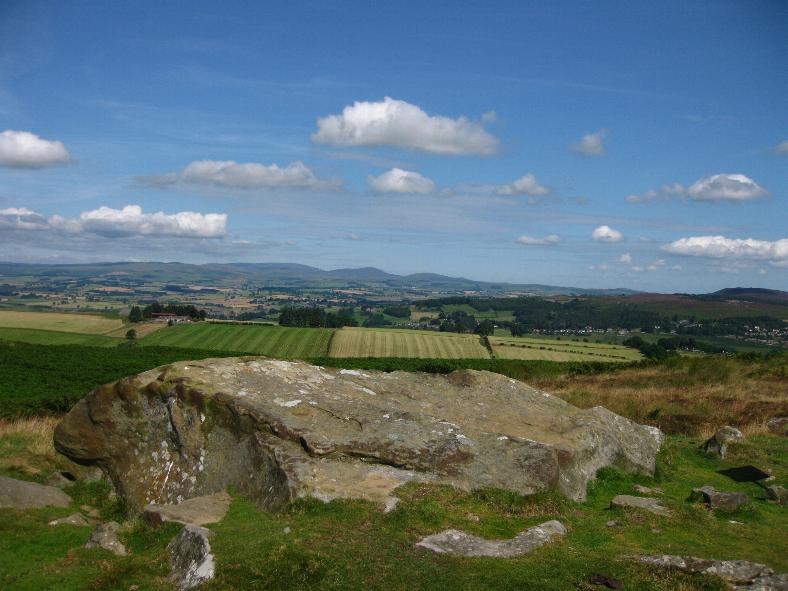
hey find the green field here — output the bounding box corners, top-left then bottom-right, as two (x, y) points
(138, 323), (333, 358)
(490, 336), (641, 362)
(0, 310), (122, 334)
(0, 327), (122, 347)
(329, 327), (489, 358)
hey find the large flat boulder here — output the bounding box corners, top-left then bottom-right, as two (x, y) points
(54, 358), (662, 512)
(0, 475), (72, 509)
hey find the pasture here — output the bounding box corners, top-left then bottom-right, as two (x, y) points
(0, 310), (122, 334)
(329, 327), (489, 359)
(138, 323), (332, 358)
(490, 336), (641, 362)
(0, 327), (122, 347)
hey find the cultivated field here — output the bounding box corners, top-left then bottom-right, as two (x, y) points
(0, 327), (122, 347)
(103, 321), (165, 339)
(490, 336), (641, 362)
(329, 327), (489, 358)
(138, 323), (332, 358)
(0, 310), (122, 334)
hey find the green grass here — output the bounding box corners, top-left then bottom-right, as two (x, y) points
(138, 323), (333, 358)
(490, 336), (641, 362)
(0, 310), (122, 334)
(0, 327), (122, 347)
(1, 433), (785, 590)
(329, 327), (490, 359)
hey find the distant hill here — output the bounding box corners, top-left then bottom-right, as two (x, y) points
(0, 261), (638, 296)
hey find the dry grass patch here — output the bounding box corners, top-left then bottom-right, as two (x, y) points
(534, 356), (788, 436)
(0, 416), (88, 480)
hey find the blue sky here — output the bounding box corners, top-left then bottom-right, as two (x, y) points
(0, 0), (786, 292)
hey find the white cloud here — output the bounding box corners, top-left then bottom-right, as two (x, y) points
(671, 265), (682, 271)
(142, 160), (339, 190)
(515, 234), (561, 246)
(687, 173), (767, 201)
(368, 168), (436, 194)
(662, 235), (788, 267)
(494, 173), (550, 196)
(0, 130), (71, 168)
(628, 174), (767, 203)
(481, 110), (498, 123)
(571, 129), (607, 157)
(592, 225), (623, 242)
(312, 97), (499, 155)
(0, 205), (226, 238)
(774, 140), (788, 155)
(618, 252), (632, 264)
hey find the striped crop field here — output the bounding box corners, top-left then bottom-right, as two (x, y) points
(138, 323), (333, 358)
(0, 310), (122, 334)
(490, 336), (641, 362)
(329, 327), (490, 359)
(0, 327), (122, 347)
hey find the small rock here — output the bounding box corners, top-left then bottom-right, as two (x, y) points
(691, 486), (749, 511)
(606, 520), (620, 528)
(81, 505), (100, 518)
(416, 520), (566, 557)
(590, 574), (624, 589)
(46, 472), (76, 489)
(465, 512), (481, 522)
(766, 417), (788, 437)
(766, 485), (787, 506)
(168, 525), (215, 590)
(703, 426), (743, 459)
(0, 475), (72, 509)
(283, 527), (291, 534)
(631, 555), (786, 590)
(633, 484), (662, 495)
(85, 522), (127, 556)
(610, 495), (671, 516)
(143, 492), (231, 527)
(49, 513), (90, 526)
(650, 528), (661, 534)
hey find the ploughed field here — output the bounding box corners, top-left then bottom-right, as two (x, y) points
(328, 327), (490, 359)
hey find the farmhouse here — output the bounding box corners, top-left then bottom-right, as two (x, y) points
(150, 312), (192, 323)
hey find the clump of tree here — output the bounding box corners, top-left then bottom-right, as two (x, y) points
(128, 306), (143, 323)
(382, 305), (411, 318)
(279, 306), (358, 328)
(623, 335), (670, 360)
(142, 303), (206, 320)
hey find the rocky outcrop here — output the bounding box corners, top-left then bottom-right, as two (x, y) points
(54, 358), (663, 512)
(610, 494), (671, 516)
(766, 485), (787, 506)
(49, 513), (91, 526)
(85, 522), (127, 556)
(704, 426), (743, 459)
(690, 486), (749, 511)
(416, 520), (566, 557)
(168, 525), (215, 590)
(633, 555), (787, 590)
(0, 475), (72, 509)
(766, 417), (787, 437)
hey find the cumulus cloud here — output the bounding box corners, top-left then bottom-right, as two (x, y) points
(626, 174), (767, 203)
(368, 168), (436, 194)
(571, 129), (607, 157)
(311, 97), (499, 155)
(662, 235), (788, 267)
(592, 225), (623, 242)
(141, 160), (340, 190)
(774, 140), (788, 155)
(687, 173), (767, 201)
(0, 205), (226, 238)
(618, 252), (632, 264)
(0, 130), (71, 168)
(494, 173), (550, 196)
(515, 234), (561, 246)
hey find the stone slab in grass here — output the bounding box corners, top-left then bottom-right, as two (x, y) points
(168, 524), (215, 590)
(610, 494), (671, 516)
(416, 520), (567, 557)
(0, 475), (72, 509)
(144, 491), (231, 526)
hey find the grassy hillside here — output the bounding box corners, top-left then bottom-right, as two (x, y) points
(0, 310), (122, 334)
(0, 327), (122, 347)
(138, 323), (333, 358)
(329, 327), (489, 359)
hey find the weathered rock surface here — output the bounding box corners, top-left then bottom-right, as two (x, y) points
(49, 512), (90, 526)
(690, 486), (749, 511)
(144, 491), (231, 526)
(633, 555), (787, 590)
(415, 520), (566, 557)
(168, 525), (215, 590)
(766, 485), (787, 506)
(54, 358), (663, 512)
(85, 521), (127, 556)
(610, 495), (671, 516)
(704, 426), (743, 459)
(0, 475), (72, 509)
